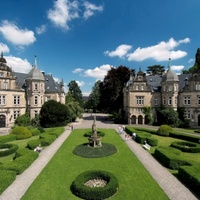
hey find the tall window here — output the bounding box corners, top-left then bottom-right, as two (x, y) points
(168, 97), (172, 105)
(154, 97), (158, 105)
(0, 95), (6, 105)
(136, 85), (138, 90)
(196, 83), (200, 91)
(34, 83), (38, 91)
(3, 82), (8, 89)
(136, 96), (144, 105)
(184, 110), (191, 119)
(168, 85), (172, 91)
(163, 97), (166, 105)
(34, 96), (38, 105)
(13, 110), (20, 120)
(175, 96), (177, 105)
(14, 96), (20, 105)
(184, 96), (190, 105)
(141, 84), (144, 90)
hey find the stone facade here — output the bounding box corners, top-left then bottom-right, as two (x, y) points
(123, 61), (200, 127)
(0, 53), (65, 128)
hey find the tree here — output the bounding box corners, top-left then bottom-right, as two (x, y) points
(99, 66), (133, 113)
(182, 48), (200, 74)
(146, 65), (165, 76)
(40, 100), (70, 128)
(65, 91), (83, 121)
(68, 80), (83, 108)
(156, 107), (179, 126)
(15, 113), (31, 126)
(86, 80), (101, 112)
(142, 106), (153, 125)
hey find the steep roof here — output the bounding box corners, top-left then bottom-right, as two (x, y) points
(27, 66), (45, 81)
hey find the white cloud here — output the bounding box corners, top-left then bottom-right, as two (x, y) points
(5, 56), (32, 73)
(84, 64), (113, 79)
(47, 0), (79, 30)
(83, 1), (103, 19)
(0, 20), (36, 46)
(171, 65), (184, 71)
(127, 38), (190, 62)
(72, 68), (84, 73)
(104, 44), (132, 58)
(36, 25), (46, 34)
(0, 43), (9, 53)
(76, 80), (85, 87)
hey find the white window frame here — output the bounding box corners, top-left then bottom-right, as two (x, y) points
(14, 96), (20, 105)
(136, 96), (144, 105)
(0, 95), (6, 105)
(184, 96), (190, 105)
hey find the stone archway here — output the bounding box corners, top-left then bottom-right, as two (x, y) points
(0, 115), (6, 127)
(131, 115), (136, 124)
(138, 115), (143, 124)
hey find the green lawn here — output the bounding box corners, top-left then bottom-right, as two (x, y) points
(21, 128), (169, 200)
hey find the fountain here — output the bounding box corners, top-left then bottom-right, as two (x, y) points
(88, 116), (102, 147)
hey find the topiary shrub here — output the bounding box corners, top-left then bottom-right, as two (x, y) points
(0, 144), (18, 157)
(29, 128), (41, 136)
(71, 170), (119, 200)
(10, 126), (32, 140)
(157, 125), (173, 137)
(171, 141), (200, 153)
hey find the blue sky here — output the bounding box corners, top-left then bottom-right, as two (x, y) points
(0, 0), (200, 96)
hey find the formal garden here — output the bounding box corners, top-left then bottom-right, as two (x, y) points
(0, 122), (200, 199)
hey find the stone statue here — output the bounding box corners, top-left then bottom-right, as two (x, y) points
(92, 116), (97, 137)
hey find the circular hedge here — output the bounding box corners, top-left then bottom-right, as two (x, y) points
(71, 170), (119, 200)
(10, 126), (32, 140)
(0, 143), (18, 157)
(73, 143), (117, 158)
(171, 141), (200, 153)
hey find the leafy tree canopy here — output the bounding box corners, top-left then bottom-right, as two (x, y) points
(68, 80), (83, 108)
(146, 65), (165, 76)
(99, 65), (133, 113)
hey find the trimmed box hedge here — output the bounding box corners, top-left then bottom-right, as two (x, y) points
(171, 141), (200, 153)
(0, 143), (18, 157)
(154, 146), (191, 170)
(0, 148), (38, 174)
(0, 134), (16, 143)
(71, 170), (119, 200)
(178, 164), (200, 197)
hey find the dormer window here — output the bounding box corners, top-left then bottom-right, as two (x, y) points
(0, 72), (3, 77)
(138, 76), (142, 81)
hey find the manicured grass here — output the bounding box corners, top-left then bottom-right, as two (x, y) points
(21, 128), (168, 200)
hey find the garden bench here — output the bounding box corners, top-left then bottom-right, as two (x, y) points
(143, 143), (151, 151)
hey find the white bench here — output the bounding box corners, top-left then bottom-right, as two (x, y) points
(143, 143), (151, 150)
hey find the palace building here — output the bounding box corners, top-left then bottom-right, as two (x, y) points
(123, 59), (200, 127)
(0, 53), (65, 128)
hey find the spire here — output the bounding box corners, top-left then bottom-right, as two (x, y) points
(168, 58), (171, 69)
(34, 55), (37, 68)
(1, 52), (3, 58)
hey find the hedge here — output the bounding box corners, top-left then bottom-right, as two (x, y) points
(0, 134), (16, 143)
(171, 141), (200, 153)
(0, 170), (16, 194)
(0, 148), (38, 174)
(178, 164), (200, 197)
(154, 146), (191, 170)
(125, 127), (158, 146)
(71, 170), (119, 200)
(169, 131), (200, 143)
(0, 143), (18, 157)
(157, 125), (173, 137)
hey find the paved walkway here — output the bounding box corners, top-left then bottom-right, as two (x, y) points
(0, 113), (198, 200)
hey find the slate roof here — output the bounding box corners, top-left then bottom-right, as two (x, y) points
(146, 74), (192, 92)
(13, 72), (63, 93)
